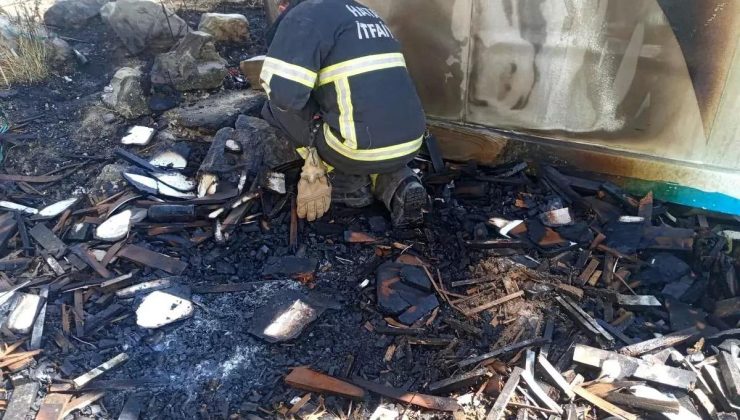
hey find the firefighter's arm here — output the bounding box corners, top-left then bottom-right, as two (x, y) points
(260, 14), (323, 112)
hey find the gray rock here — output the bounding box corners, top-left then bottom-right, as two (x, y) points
(103, 113), (117, 124)
(0, 15), (72, 69)
(197, 13), (249, 42)
(76, 106), (119, 141)
(0, 15), (19, 51)
(164, 89), (265, 137)
(47, 36), (74, 69)
(102, 67), (150, 119)
(151, 31), (227, 92)
(44, 0), (108, 29)
(100, 0), (189, 54)
(91, 163), (127, 197)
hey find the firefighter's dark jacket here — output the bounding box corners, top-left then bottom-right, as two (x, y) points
(260, 0), (427, 174)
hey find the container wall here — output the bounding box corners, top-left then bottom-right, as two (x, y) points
(361, 0), (740, 172)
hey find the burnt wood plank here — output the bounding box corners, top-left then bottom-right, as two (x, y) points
(117, 244), (187, 275)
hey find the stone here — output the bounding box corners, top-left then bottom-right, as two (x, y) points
(100, 0), (189, 54)
(164, 89), (266, 137)
(151, 31), (227, 92)
(136, 290), (193, 328)
(198, 13), (249, 42)
(91, 163), (127, 197)
(44, 0), (108, 29)
(0, 16), (17, 51)
(47, 36), (74, 69)
(0, 16), (70, 69)
(102, 67), (150, 119)
(76, 106), (118, 142)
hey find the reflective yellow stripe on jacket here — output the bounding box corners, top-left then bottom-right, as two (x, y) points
(318, 53), (406, 86)
(319, 53), (414, 160)
(324, 124), (423, 162)
(260, 57), (317, 95)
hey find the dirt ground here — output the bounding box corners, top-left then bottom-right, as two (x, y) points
(0, 3), (524, 419)
(2, 2), (737, 420)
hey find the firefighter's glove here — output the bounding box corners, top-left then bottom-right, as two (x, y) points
(297, 147), (331, 221)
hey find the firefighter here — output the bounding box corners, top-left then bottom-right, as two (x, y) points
(260, 0), (428, 226)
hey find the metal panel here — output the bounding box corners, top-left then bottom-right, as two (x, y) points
(366, 0), (471, 120)
(268, 0), (740, 212)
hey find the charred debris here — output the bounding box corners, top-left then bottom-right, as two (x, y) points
(0, 127), (738, 419)
(3, 63), (740, 418)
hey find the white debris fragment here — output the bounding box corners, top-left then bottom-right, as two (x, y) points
(369, 405), (400, 420)
(129, 207), (148, 223)
(225, 139), (241, 152)
(0, 201), (38, 215)
(91, 249), (107, 262)
(198, 173), (218, 197)
(124, 173), (196, 199)
(540, 208), (573, 227)
(208, 208), (225, 219)
(262, 300), (318, 342)
(95, 209), (132, 242)
(152, 172), (196, 192)
(619, 216), (646, 223)
(5, 293), (42, 334)
(150, 150), (187, 170)
(38, 197), (78, 218)
(499, 220), (524, 237)
(136, 291), (194, 328)
(121, 126), (155, 145)
(265, 172), (286, 194)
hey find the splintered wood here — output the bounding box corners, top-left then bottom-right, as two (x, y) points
(72, 353), (129, 388)
(572, 386), (638, 420)
(487, 367), (522, 420)
(573, 344), (697, 390)
(285, 367), (365, 400)
(464, 291), (524, 316)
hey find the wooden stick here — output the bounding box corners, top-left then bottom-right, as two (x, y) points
(73, 353), (129, 389)
(464, 291), (524, 316)
(572, 386), (638, 420)
(519, 369), (563, 415)
(507, 401), (560, 415)
(487, 367), (523, 420)
(619, 326), (703, 357)
(62, 392), (105, 418)
(536, 353), (575, 400)
(459, 337), (548, 368)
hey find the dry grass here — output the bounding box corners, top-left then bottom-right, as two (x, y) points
(0, 1), (50, 87)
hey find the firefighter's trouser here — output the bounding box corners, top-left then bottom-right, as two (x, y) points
(261, 101), (414, 209)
